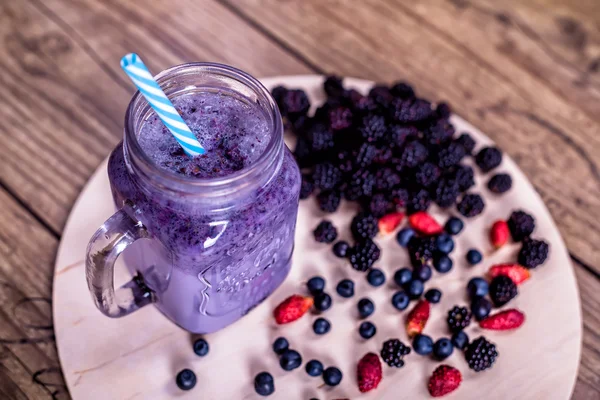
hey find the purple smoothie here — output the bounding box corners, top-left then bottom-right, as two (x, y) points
(108, 89), (300, 333)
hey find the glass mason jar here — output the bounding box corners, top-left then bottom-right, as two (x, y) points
(86, 63), (301, 333)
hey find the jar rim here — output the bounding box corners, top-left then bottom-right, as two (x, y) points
(123, 62), (284, 196)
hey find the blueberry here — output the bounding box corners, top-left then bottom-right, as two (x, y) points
(280, 349), (302, 371)
(466, 249), (483, 265)
(254, 372), (275, 396)
(175, 369), (197, 391)
(394, 268), (413, 287)
(333, 241), (350, 258)
(412, 334), (434, 355)
(193, 338), (209, 357)
(305, 360), (324, 377)
(314, 292), (332, 311)
(336, 279), (355, 298)
(357, 298), (375, 318)
(313, 318), (331, 335)
(433, 254), (453, 273)
(471, 297), (492, 321)
(424, 288), (442, 304)
(367, 268), (386, 287)
(396, 228), (415, 247)
(391, 291), (410, 310)
(413, 264), (432, 282)
(359, 321), (377, 339)
(406, 279), (424, 299)
(451, 331), (469, 350)
(467, 277), (489, 299)
(445, 217), (464, 235)
(272, 337), (289, 355)
(435, 234), (455, 254)
(433, 338), (454, 360)
(323, 367), (343, 386)
(307, 276), (325, 295)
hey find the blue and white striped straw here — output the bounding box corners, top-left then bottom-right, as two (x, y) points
(120, 53), (205, 156)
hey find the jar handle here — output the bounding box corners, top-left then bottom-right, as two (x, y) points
(85, 208), (155, 318)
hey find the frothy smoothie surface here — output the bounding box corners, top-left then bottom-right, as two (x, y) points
(138, 91), (270, 178)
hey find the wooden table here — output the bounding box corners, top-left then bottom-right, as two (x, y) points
(0, 0), (598, 398)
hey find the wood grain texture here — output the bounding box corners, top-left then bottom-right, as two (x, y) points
(226, 0), (600, 271)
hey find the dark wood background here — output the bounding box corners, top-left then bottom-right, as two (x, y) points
(0, 0), (598, 398)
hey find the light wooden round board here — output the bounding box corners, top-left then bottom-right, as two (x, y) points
(53, 76), (582, 399)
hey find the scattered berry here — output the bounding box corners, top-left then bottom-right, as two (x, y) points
(428, 365), (462, 397)
(254, 372), (275, 396)
(447, 306), (471, 332)
(336, 279), (355, 298)
(433, 178), (460, 208)
(437, 142), (466, 169)
(457, 193), (485, 217)
(280, 349), (302, 371)
(452, 164), (476, 191)
(435, 234), (455, 254)
(508, 210), (535, 242)
(390, 81), (415, 99)
(490, 220), (509, 249)
(489, 276), (518, 307)
(300, 174), (314, 199)
(467, 277), (489, 299)
(425, 288), (442, 304)
(176, 369), (197, 391)
(444, 217), (464, 235)
(351, 213), (379, 241)
(313, 292), (333, 312)
(272, 337), (289, 355)
(305, 360), (324, 377)
(313, 220), (337, 243)
(407, 189), (432, 214)
(465, 336), (498, 372)
(193, 338), (209, 357)
(332, 241), (350, 258)
(475, 147), (502, 172)
(396, 228), (416, 247)
(409, 211), (443, 235)
(366, 268), (386, 287)
(433, 338), (454, 360)
(378, 212), (404, 234)
(391, 291), (410, 311)
(317, 190), (341, 213)
(367, 193), (394, 218)
(471, 297), (492, 321)
(307, 276), (325, 295)
(488, 264), (530, 285)
(408, 236), (437, 266)
(466, 249), (483, 265)
(433, 254), (453, 273)
(357, 298), (375, 318)
(394, 268), (413, 287)
(412, 334), (434, 355)
(451, 331), (469, 350)
(488, 173), (512, 193)
(407, 300), (430, 337)
(313, 318), (331, 335)
(381, 339), (411, 368)
(479, 309), (525, 331)
(357, 353), (383, 393)
(323, 366), (343, 386)
(413, 264), (433, 282)
(273, 295), (313, 324)
(415, 162), (441, 188)
(348, 239), (381, 271)
(359, 321), (377, 339)
(456, 132), (476, 154)
(518, 238), (549, 268)
(406, 279), (425, 299)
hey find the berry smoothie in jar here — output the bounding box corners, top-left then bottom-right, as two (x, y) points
(86, 63), (301, 333)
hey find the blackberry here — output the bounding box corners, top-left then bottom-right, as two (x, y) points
(312, 163), (342, 191)
(380, 339), (411, 368)
(354, 143), (378, 169)
(348, 239), (381, 271)
(399, 141), (429, 169)
(317, 190), (341, 213)
(407, 189), (431, 214)
(489, 276), (518, 307)
(390, 98), (434, 123)
(456, 132), (476, 154)
(366, 193), (394, 218)
(508, 210), (535, 241)
(313, 221), (338, 243)
(373, 147), (393, 164)
(271, 86), (287, 107)
(475, 147), (502, 172)
(344, 170), (375, 201)
(518, 238), (549, 268)
(359, 114), (387, 142)
(436, 102), (452, 119)
(390, 81), (415, 99)
(351, 213), (379, 241)
(299, 174), (314, 200)
(335, 150), (354, 173)
(457, 193), (485, 217)
(323, 75), (345, 98)
(436, 142), (466, 169)
(433, 179), (460, 208)
(306, 123), (334, 152)
(389, 187), (410, 207)
(451, 164), (475, 191)
(353, 94), (378, 114)
(369, 85), (394, 108)
(375, 168), (402, 192)
(407, 236), (437, 266)
(388, 125), (418, 148)
(294, 137), (313, 168)
(414, 162), (441, 188)
(465, 336), (498, 372)
(487, 173), (512, 194)
(279, 89), (310, 121)
(423, 119), (455, 147)
(446, 306), (472, 333)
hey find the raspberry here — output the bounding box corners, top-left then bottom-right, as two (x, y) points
(359, 114), (387, 142)
(354, 143), (377, 169)
(451, 164), (475, 191)
(487, 173), (512, 193)
(489, 276), (518, 307)
(317, 190), (341, 213)
(399, 141), (429, 169)
(456, 133), (476, 154)
(407, 189), (431, 214)
(306, 123), (334, 152)
(457, 193), (485, 217)
(433, 179), (460, 208)
(475, 147), (502, 172)
(414, 162), (441, 188)
(465, 336), (498, 372)
(390, 98), (434, 123)
(344, 170), (375, 201)
(328, 106), (353, 131)
(507, 210), (535, 241)
(348, 239), (381, 271)
(388, 125), (418, 148)
(299, 174), (314, 199)
(390, 82), (415, 99)
(436, 102), (452, 119)
(436, 142), (466, 169)
(518, 238), (549, 268)
(423, 119), (455, 147)
(375, 168), (402, 192)
(312, 163), (342, 191)
(380, 339), (411, 368)
(351, 213), (379, 241)
(366, 193), (394, 218)
(323, 75), (345, 98)
(313, 220), (338, 243)
(446, 306), (472, 333)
